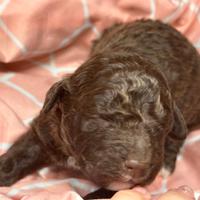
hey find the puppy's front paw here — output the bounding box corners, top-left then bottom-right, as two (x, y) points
(0, 155), (17, 186)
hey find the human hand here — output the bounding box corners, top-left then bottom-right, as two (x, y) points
(111, 186), (196, 200)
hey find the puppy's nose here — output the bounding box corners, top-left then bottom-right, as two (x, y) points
(125, 160), (147, 170)
(124, 160), (150, 183)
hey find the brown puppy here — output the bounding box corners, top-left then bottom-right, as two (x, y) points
(0, 19), (200, 197)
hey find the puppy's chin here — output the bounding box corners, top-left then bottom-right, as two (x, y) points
(105, 165), (161, 191)
(106, 181), (135, 191)
(105, 175), (156, 191)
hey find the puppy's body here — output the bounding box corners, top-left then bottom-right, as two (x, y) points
(90, 20), (200, 125)
(0, 19), (200, 196)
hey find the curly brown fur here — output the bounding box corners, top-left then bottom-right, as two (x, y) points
(0, 19), (200, 198)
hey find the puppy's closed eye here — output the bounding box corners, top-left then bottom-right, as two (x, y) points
(81, 119), (100, 132)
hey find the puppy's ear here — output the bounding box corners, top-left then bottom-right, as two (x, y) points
(42, 78), (71, 113)
(164, 103), (188, 173)
(169, 103), (187, 140)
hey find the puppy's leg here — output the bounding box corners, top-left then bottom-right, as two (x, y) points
(0, 129), (50, 186)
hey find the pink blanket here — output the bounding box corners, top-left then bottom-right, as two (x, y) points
(0, 0), (200, 199)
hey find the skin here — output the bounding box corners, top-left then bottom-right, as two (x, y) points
(111, 186), (195, 200)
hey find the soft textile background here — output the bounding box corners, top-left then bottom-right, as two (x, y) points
(0, 0), (200, 199)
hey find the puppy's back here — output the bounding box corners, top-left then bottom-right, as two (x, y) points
(91, 19), (200, 125)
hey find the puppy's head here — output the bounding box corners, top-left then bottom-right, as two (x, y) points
(43, 54), (187, 190)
